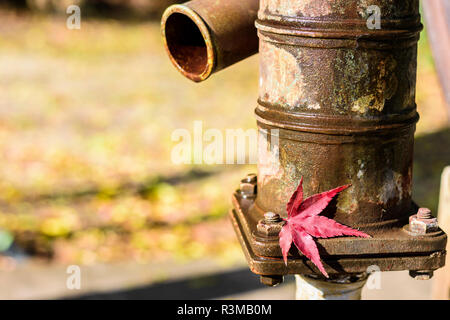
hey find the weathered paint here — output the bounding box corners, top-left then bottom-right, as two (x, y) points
(260, 0), (333, 18)
(260, 0), (420, 20)
(259, 42), (311, 110)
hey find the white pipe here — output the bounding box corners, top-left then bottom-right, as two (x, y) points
(295, 274), (367, 300)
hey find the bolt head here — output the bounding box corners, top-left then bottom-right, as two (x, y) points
(409, 270), (434, 280)
(409, 214), (438, 235)
(257, 220), (283, 236)
(264, 212), (281, 223)
(239, 181), (256, 197)
(260, 275), (283, 287)
(239, 175), (257, 198)
(417, 208), (432, 219)
(244, 173), (257, 183)
(257, 214), (284, 236)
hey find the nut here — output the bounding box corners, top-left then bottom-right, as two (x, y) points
(409, 208), (438, 235)
(409, 270), (434, 280)
(260, 275), (283, 287)
(257, 212), (284, 236)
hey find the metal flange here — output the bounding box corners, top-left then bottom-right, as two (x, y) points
(230, 188), (447, 277)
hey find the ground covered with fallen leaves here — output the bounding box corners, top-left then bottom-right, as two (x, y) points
(0, 8), (448, 270)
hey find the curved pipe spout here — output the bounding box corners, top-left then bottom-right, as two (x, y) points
(161, 0), (259, 82)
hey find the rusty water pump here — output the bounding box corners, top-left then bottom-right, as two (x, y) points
(161, 0), (447, 286)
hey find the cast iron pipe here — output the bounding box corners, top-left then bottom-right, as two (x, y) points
(254, 0), (423, 229)
(161, 0), (259, 82)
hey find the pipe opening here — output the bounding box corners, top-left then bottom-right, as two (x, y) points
(164, 11), (212, 81)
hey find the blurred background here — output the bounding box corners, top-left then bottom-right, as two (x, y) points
(0, 0), (448, 299)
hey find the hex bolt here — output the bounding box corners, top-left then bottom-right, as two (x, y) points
(243, 173), (257, 184)
(264, 212), (281, 223)
(239, 174), (257, 198)
(257, 212), (284, 236)
(408, 207), (439, 235)
(409, 270), (434, 280)
(260, 275), (283, 287)
(417, 208), (432, 219)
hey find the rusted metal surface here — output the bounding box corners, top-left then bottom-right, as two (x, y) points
(233, 192), (447, 257)
(161, 0), (259, 82)
(232, 0), (446, 280)
(422, 0), (450, 120)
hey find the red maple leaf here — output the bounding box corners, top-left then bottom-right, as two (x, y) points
(279, 177), (371, 277)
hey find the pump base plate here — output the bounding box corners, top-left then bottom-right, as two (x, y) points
(230, 191), (447, 275)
